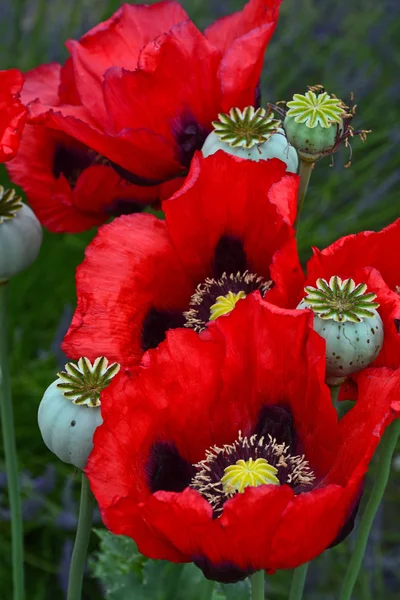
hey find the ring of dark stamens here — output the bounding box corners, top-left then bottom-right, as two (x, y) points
(191, 431), (315, 516)
(183, 271), (272, 332)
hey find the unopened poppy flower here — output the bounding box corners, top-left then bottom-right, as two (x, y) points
(29, 0), (282, 188)
(7, 63), (177, 233)
(86, 296), (400, 582)
(0, 69), (27, 163)
(63, 152), (301, 369)
(272, 219), (400, 387)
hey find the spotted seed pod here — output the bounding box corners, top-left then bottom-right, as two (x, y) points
(0, 187), (42, 282)
(38, 357), (120, 469)
(202, 106), (298, 173)
(297, 276), (384, 385)
(283, 89), (345, 162)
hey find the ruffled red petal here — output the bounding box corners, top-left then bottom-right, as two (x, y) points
(164, 151), (301, 286)
(307, 218), (400, 293)
(65, 1), (188, 122)
(0, 69), (27, 162)
(62, 214), (193, 366)
(205, 0), (281, 53)
(21, 63), (61, 105)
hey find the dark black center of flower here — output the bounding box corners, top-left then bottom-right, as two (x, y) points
(53, 144), (108, 189)
(147, 406), (314, 518)
(183, 271), (271, 332)
(141, 236), (272, 349)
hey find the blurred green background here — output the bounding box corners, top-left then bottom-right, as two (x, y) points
(0, 0), (399, 598)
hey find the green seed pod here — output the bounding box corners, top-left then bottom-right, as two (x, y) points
(297, 276), (384, 386)
(283, 89), (345, 162)
(0, 187), (42, 282)
(202, 106), (298, 173)
(38, 357), (120, 469)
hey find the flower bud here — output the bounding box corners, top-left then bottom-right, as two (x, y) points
(202, 106), (298, 173)
(297, 276), (384, 385)
(38, 357), (120, 469)
(0, 187), (42, 282)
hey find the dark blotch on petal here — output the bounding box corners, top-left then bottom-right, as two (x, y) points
(53, 144), (95, 188)
(141, 308), (185, 351)
(105, 199), (146, 217)
(193, 556), (255, 584)
(328, 487), (363, 548)
(213, 236), (248, 278)
(111, 161), (171, 187)
(254, 80), (262, 109)
(146, 442), (195, 493)
(256, 406), (297, 453)
(394, 318), (400, 334)
(173, 114), (210, 168)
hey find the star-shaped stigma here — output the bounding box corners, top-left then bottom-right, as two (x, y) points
(212, 107), (281, 149)
(286, 90), (344, 129)
(303, 276), (380, 323)
(0, 186), (23, 223)
(56, 357), (120, 407)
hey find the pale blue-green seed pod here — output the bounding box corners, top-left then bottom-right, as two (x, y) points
(283, 89), (345, 162)
(38, 357), (120, 469)
(202, 128), (298, 173)
(0, 188), (42, 283)
(202, 106), (298, 173)
(297, 276), (384, 386)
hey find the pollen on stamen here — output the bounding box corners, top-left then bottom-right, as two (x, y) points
(191, 431), (315, 515)
(184, 271), (272, 332)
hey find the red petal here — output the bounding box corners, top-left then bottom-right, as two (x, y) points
(164, 151), (299, 284)
(326, 367), (400, 487)
(307, 219), (400, 292)
(0, 69), (27, 162)
(205, 0), (281, 53)
(66, 2), (188, 122)
(62, 214), (193, 367)
(21, 63), (61, 105)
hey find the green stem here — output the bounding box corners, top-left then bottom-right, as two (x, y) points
(295, 159), (314, 230)
(67, 472), (95, 600)
(0, 283), (25, 600)
(339, 418), (400, 600)
(200, 579), (215, 600)
(288, 563), (309, 600)
(329, 384), (341, 410)
(250, 570), (265, 600)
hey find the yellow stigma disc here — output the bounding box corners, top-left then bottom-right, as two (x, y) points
(221, 457), (280, 494)
(209, 290), (246, 321)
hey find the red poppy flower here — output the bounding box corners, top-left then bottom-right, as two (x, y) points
(274, 219), (400, 389)
(28, 0), (282, 188)
(86, 296), (400, 582)
(0, 69), (27, 163)
(62, 152), (301, 368)
(7, 63), (178, 233)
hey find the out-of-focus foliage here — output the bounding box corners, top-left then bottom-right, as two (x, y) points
(0, 0), (399, 598)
